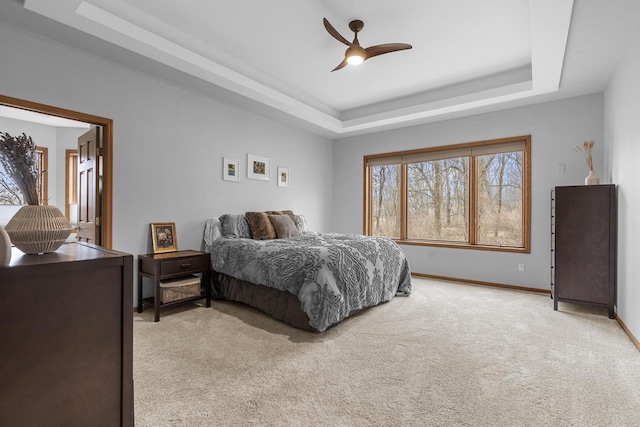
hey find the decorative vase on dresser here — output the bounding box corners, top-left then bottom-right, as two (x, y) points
(0, 131), (72, 255)
(4, 205), (72, 254)
(585, 170), (600, 185)
(551, 184), (616, 318)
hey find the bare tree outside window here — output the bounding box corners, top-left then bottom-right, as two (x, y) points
(407, 157), (468, 241)
(0, 144), (47, 206)
(476, 152), (523, 246)
(0, 167), (22, 204)
(371, 164), (400, 238)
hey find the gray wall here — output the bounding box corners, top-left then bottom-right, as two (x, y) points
(0, 23), (334, 303)
(333, 94), (604, 290)
(604, 31), (640, 343)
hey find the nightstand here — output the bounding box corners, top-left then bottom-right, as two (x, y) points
(138, 250), (211, 321)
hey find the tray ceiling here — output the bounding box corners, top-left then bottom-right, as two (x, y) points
(11, 0), (636, 138)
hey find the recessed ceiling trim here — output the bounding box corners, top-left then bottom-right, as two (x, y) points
(24, 0), (344, 133)
(23, 0), (574, 137)
(530, 0), (574, 91)
(341, 65), (534, 121)
(73, 1), (346, 133)
(342, 81), (536, 132)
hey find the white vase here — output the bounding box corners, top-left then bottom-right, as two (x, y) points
(0, 225), (11, 266)
(5, 205), (72, 254)
(585, 170), (600, 185)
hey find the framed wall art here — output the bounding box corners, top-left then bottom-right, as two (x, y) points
(277, 167), (290, 187)
(247, 154), (270, 181)
(223, 157), (240, 182)
(150, 222), (178, 253)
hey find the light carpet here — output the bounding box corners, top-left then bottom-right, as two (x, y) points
(133, 278), (640, 426)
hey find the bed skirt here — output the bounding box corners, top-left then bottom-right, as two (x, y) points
(211, 271), (315, 331)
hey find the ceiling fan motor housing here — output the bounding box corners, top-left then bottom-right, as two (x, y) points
(348, 20), (364, 33)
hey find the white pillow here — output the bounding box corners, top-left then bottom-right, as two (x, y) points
(203, 217), (222, 252)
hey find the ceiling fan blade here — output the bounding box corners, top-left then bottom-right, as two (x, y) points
(365, 43), (413, 60)
(331, 57), (349, 72)
(323, 18), (352, 47)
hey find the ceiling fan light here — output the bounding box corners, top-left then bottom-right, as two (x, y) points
(347, 54), (364, 65)
(345, 45), (366, 65)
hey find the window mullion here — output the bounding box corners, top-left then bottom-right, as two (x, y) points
(363, 164), (371, 235)
(400, 163), (408, 240)
(469, 155), (477, 245)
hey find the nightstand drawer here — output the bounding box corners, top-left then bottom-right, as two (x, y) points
(160, 255), (209, 276)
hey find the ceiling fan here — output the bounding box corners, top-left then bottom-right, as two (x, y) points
(323, 18), (412, 72)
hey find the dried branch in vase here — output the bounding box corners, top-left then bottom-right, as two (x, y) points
(575, 140), (595, 171)
(0, 132), (41, 205)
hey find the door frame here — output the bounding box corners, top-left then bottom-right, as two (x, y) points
(0, 94), (113, 248)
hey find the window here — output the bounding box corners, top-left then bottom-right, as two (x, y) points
(364, 136), (530, 252)
(65, 149), (78, 226)
(370, 164), (401, 239)
(0, 145), (47, 205)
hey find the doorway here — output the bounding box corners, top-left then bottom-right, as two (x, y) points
(0, 94), (113, 248)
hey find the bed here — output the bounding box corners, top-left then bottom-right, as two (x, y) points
(203, 213), (411, 332)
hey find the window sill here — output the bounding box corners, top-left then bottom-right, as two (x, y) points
(394, 239), (529, 254)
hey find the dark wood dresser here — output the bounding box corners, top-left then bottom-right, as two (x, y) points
(0, 242), (134, 426)
(551, 185), (616, 318)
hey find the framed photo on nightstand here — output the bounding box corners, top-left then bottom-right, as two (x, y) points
(150, 222), (178, 253)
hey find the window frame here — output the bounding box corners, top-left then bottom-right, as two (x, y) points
(363, 135), (531, 253)
(36, 146), (48, 206)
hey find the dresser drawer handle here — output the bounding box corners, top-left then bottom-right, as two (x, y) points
(180, 263), (191, 269)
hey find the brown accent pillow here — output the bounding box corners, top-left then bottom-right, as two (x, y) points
(265, 210), (297, 223)
(268, 214), (301, 239)
(245, 212), (276, 240)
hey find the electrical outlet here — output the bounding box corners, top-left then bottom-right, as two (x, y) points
(518, 263), (525, 272)
(556, 163), (565, 174)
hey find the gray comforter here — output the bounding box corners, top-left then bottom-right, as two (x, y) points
(209, 232), (411, 332)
